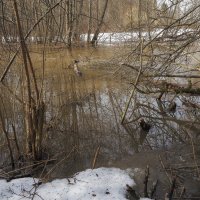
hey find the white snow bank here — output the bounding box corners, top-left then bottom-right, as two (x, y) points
(80, 28), (194, 44)
(0, 167), (152, 200)
(140, 199), (153, 200)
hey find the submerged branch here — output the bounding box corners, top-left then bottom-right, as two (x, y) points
(122, 63), (200, 79)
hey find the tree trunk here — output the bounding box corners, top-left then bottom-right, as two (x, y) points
(74, 0), (83, 43)
(87, 0), (93, 43)
(91, 0), (108, 46)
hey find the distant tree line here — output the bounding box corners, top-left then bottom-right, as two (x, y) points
(0, 0), (198, 47)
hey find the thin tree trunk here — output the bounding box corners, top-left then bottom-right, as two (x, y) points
(12, 0), (35, 157)
(91, 0), (108, 46)
(74, 0), (83, 43)
(138, 0), (142, 39)
(87, 0), (92, 43)
(0, 109), (15, 170)
(67, 0), (73, 46)
(12, 0), (46, 160)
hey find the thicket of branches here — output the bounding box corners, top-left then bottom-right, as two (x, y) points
(0, 0), (159, 46)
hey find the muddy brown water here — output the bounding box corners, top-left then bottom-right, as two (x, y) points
(1, 46), (200, 198)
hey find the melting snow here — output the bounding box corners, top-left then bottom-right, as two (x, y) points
(0, 167), (152, 200)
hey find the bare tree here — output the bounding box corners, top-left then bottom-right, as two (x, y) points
(91, 0), (108, 46)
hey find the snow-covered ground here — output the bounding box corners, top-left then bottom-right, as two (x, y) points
(80, 28), (193, 44)
(1, 28), (194, 45)
(0, 168), (152, 200)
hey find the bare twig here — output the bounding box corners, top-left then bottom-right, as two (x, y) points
(92, 146), (101, 169)
(121, 39), (144, 123)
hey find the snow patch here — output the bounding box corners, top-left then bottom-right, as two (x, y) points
(0, 167), (143, 200)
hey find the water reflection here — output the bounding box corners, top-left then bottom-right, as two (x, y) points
(37, 69), (200, 178)
(0, 46), (200, 180)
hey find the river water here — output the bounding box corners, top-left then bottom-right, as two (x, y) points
(1, 45), (200, 197)
(34, 47), (200, 176)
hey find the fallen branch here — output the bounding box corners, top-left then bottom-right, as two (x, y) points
(122, 63), (200, 79)
(6, 173), (32, 182)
